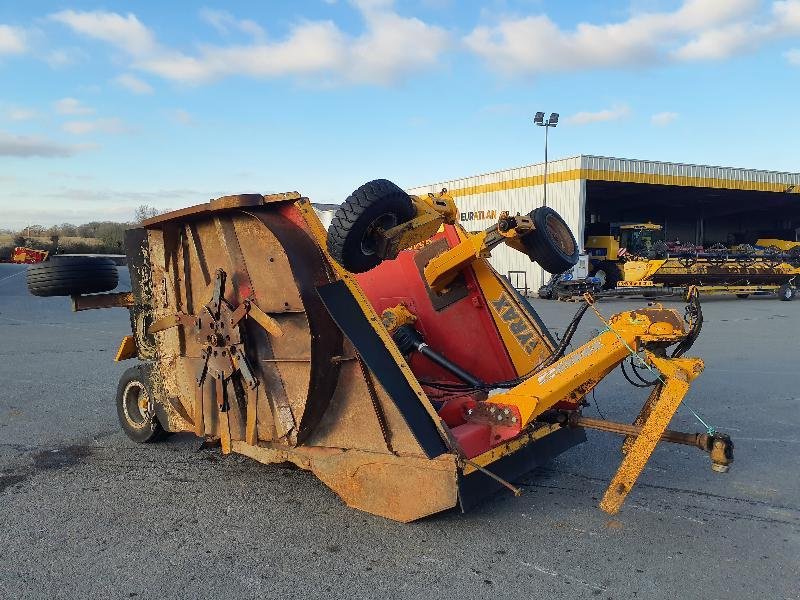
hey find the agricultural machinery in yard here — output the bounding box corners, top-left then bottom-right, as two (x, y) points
(26, 181), (734, 522)
(584, 223), (799, 300)
(5, 246), (49, 264)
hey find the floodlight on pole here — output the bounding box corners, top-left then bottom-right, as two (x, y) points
(533, 112), (558, 290)
(533, 111), (559, 207)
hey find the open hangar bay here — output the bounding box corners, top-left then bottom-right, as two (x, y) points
(409, 155), (800, 293)
(0, 262), (798, 599)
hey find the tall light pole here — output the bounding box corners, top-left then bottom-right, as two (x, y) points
(533, 111), (558, 207)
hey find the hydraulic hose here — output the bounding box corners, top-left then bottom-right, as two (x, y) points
(392, 325), (485, 389)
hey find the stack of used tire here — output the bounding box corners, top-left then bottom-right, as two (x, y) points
(26, 256), (119, 297)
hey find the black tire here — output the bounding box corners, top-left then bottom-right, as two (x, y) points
(778, 284), (794, 301)
(326, 179), (416, 273)
(736, 294), (750, 299)
(593, 260), (622, 290)
(116, 364), (168, 443)
(27, 256), (118, 297)
(521, 207), (579, 274)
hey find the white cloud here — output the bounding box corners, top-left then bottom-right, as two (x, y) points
(114, 73), (153, 94)
(0, 131), (90, 158)
(787, 48), (800, 64)
(50, 10), (158, 57)
(45, 48), (86, 68)
(7, 107), (38, 121)
(52, 4), (450, 85)
(200, 9), (265, 38)
(347, 6), (450, 83)
(566, 105), (630, 125)
(773, 0), (800, 30)
(62, 118), (130, 135)
(673, 23), (760, 60)
(465, 0), (800, 75)
(651, 111), (679, 126)
(0, 24), (26, 55)
(54, 97), (94, 115)
(140, 21), (347, 83)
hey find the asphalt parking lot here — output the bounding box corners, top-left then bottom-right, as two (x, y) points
(1, 262), (798, 600)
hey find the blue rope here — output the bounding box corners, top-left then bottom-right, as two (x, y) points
(598, 321), (716, 435)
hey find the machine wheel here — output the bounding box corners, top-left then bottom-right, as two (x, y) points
(27, 256), (118, 297)
(593, 260), (622, 290)
(116, 364), (168, 443)
(326, 179), (416, 273)
(522, 207), (579, 274)
(778, 284), (794, 301)
(735, 294), (750, 299)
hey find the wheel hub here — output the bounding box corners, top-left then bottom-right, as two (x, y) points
(122, 380), (150, 428)
(196, 299), (243, 381)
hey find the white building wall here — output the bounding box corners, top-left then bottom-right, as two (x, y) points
(316, 154), (799, 294)
(409, 157), (585, 293)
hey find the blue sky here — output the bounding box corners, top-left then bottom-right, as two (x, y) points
(1, 0), (799, 228)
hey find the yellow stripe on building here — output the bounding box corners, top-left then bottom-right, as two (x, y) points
(446, 168), (798, 198)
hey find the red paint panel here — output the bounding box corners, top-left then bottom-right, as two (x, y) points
(355, 225), (517, 386)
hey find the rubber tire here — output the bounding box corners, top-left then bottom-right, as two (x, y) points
(594, 260), (622, 290)
(736, 294), (750, 299)
(116, 364), (168, 443)
(778, 284), (794, 301)
(27, 256), (118, 297)
(521, 207), (579, 274)
(326, 179), (415, 273)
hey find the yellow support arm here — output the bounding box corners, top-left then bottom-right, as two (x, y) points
(464, 304), (705, 514)
(600, 353), (703, 514)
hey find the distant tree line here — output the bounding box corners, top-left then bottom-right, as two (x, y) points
(1, 204), (167, 259)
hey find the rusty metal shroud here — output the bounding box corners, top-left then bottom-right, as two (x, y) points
(110, 191), (726, 522)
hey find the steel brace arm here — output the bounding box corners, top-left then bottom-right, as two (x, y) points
(599, 353), (703, 514)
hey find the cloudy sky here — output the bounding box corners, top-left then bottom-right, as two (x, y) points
(1, 0), (799, 228)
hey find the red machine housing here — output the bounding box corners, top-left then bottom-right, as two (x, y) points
(356, 225), (527, 458)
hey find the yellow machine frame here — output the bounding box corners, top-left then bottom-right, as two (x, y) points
(357, 191), (731, 514)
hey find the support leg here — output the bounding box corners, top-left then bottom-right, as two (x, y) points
(621, 382), (662, 454)
(600, 355), (703, 515)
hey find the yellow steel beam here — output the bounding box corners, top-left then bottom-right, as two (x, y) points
(423, 230), (490, 293)
(599, 353), (704, 514)
(114, 335), (137, 361)
(487, 327), (635, 426)
(247, 301), (284, 337)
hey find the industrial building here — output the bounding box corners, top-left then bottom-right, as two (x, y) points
(408, 155), (800, 293)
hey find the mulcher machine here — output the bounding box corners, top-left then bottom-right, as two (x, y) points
(27, 180), (734, 522)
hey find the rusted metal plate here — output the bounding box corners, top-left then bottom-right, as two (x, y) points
(231, 215), (303, 313)
(142, 193), (277, 227)
(72, 292), (134, 312)
(234, 441), (459, 523)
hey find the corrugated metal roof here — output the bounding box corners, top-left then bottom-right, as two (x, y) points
(581, 155), (800, 192)
(410, 155), (800, 196)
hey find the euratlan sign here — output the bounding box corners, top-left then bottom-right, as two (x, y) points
(459, 209), (500, 222)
